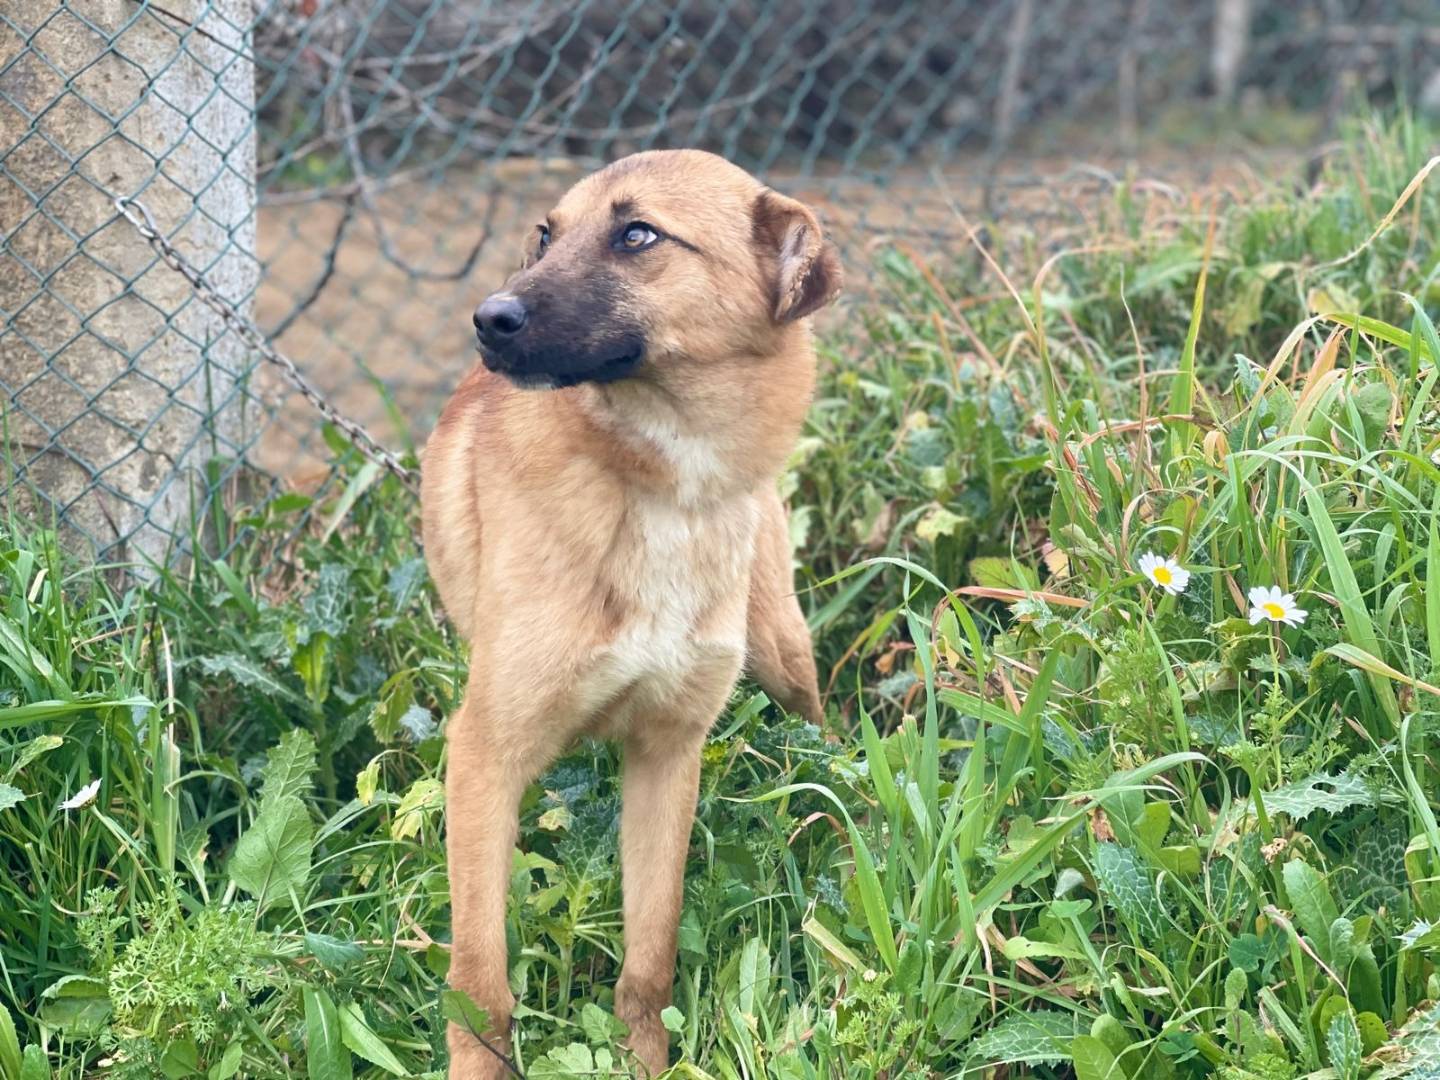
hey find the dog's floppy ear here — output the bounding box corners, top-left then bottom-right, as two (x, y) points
(752, 189), (843, 323)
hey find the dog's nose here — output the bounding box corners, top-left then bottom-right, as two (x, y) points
(473, 293), (528, 340)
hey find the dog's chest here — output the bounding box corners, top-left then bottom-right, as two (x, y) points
(579, 496), (756, 721)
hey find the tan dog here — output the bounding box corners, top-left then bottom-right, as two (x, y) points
(421, 149), (840, 1078)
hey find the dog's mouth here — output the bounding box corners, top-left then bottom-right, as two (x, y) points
(478, 342), (643, 390)
(549, 349), (642, 387)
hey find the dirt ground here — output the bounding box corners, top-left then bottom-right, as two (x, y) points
(252, 147), (1297, 479)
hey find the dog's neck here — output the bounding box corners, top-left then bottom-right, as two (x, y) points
(577, 339), (816, 508)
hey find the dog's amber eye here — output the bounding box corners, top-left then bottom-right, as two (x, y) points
(535, 226), (550, 257)
(618, 223), (659, 251)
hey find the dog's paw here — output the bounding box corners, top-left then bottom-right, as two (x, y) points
(445, 1027), (512, 1080)
(621, 1020), (671, 1079)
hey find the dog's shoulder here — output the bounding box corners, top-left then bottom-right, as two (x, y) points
(430, 361), (500, 438)
(421, 362), (510, 637)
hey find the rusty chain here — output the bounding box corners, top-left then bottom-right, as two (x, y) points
(113, 195), (421, 494)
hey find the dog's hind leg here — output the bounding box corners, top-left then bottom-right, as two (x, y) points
(744, 488), (824, 724)
(444, 691), (540, 1080)
(615, 719), (711, 1077)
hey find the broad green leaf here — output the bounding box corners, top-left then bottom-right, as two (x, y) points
(356, 761), (381, 806)
(339, 1002), (408, 1076)
(305, 932), (364, 970)
(159, 1038), (198, 1079)
(1094, 844), (1162, 937)
(1244, 768), (1392, 824)
(968, 1010), (1082, 1066)
(1229, 934), (1265, 973)
(1156, 845), (1202, 877)
(19, 1046), (49, 1080)
(1378, 1002), (1440, 1080)
(1347, 946), (1385, 1017)
(37, 975), (110, 1036)
(1319, 995), (1351, 1039)
(536, 805), (572, 832)
(0, 1005), (20, 1080)
(304, 987), (353, 1080)
(895, 936), (923, 990)
(971, 752), (1207, 932)
(229, 795), (313, 909)
(369, 679), (414, 744)
(1283, 858), (1340, 965)
(1326, 1010), (1362, 1080)
(1350, 382), (1393, 447)
(1073, 1034), (1125, 1080)
(293, 634), (333, 711)
(386, 558), (428, 611)
(1355, 1011), (1387, 1055)
(196, 655), (305, 706)
(529, 1044), (593, 1078)
(439, 990), (490, 1038)
(260, 730), (318, 803)
(0, 785), (22, 813)
(579, 1003), (627, 1045)
(968, 556), (1039, 592)
(390, 778), (444, 842)
(1090, 1015), (1133, 1063)
(210, 1040), (243, 1080)
(1134, 802), (1170, 850)
(303, 564), (352, 637)
(916, 506), (966, 543)
(1330, 916), (1356, 973)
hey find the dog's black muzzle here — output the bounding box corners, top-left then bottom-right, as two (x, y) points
(473, 289), (645, 389)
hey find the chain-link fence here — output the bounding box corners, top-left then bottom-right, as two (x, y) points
(3, 0), (1437, 563)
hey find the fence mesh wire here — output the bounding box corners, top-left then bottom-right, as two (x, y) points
(2, 0), (1437, 562)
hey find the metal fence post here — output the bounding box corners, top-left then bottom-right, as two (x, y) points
(0, 0), (257, 565)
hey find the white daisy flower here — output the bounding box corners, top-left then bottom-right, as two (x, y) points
(58, 778), (100, 811)
(1247, 585), (1307, 628)
(1137, 552), (1190, 595)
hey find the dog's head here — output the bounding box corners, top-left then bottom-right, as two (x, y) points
(472, 150), (842, 389)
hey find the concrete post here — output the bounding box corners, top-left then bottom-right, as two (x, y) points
(1211, 0), (1252, 104)
(0, 0), (257, 564)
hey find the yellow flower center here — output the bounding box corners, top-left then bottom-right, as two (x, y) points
(1152, 566), (1173, 585)
(1263, 602), (1286, 620)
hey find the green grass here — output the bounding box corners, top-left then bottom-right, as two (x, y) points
(3, 113), (1440, 1080)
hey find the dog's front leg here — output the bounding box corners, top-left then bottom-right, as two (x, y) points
(744, 487), (823, 725)
(445, 694), (533, 1080)
(615, 720), (711, 1076)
